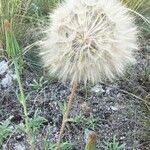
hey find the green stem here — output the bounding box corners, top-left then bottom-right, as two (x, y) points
(14, 59), (35, 150)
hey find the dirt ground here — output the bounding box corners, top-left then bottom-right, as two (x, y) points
(0, 37), (150, 150)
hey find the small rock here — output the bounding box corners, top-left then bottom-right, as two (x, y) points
(1, 71), (16, 88)
(120, 136), (125, 140)
(110, 104), (125, 111)
(92, 108), (97, 113)
(80, 102), (91, 112)
(0, 60), (8, 75)
(110, 106), (119, 111)
(1, 73), (13, 88)
(2, 144), (7, 150)
(91, 85), (105, 94)
(14, 143), (26, 150)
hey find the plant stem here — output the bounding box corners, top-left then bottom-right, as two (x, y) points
(14, 60), (35, 150)
(56, 83), (77, 150)
(14, 60), (28, 124)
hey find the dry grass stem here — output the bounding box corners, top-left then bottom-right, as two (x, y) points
(56, 83), (77, 150)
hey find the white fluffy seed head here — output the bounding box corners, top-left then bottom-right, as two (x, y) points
(40, 0), (138, 85)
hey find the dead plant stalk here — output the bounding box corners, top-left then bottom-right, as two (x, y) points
(56, 83), (77, 150)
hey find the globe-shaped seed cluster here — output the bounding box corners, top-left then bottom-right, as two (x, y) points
(40, 0), (138, 85)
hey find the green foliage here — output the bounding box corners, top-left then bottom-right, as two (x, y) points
(18, 111), (47, 149)
(3, 13), (33, 148)
(29, 76), (48, 91)
(0, 0), (149, 149)
(0, 0), (61, 148)
(28, 112), (47, 133)
(19, 111), (47, 134)
(58, 101), (67, 115)
(122, 0), (146, 11)
(68, 114), (98, 130)
(0, 1), (23, 70)
(102, 136), (125, 150)
(0, 0), (61, 56)
(79, 83), (92, 98)
(0, 120), (13, 146)
(122, 0), (150, 37)
(28, 0), (61, 16)
(0, 1), (24, 69)
(43, 140), (73, 150)
(85, 143), (96, 150)
(59, 141), (74, 150)
(4, 21), (23, 71)
(58, 98), (97, 130)
(0, 0), (21, 18)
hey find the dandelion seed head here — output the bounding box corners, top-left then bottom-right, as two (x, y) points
(40, 0), (138, 84)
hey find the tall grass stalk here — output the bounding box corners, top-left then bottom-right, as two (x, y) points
(122, 0), (145, 11)
(4, 20), (23, 71)
(4, 20), (35, 150)
(122, 0), (150, 39)
(0, 0), (24, 69)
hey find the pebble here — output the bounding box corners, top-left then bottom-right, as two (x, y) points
(110, 106), (119, 111)
(0, 60), (16, 88)
(0, 60), (8, 75)
(14, 143), (26, 150)
(91, 85), (105, 94)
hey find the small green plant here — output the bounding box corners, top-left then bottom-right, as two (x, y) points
(58, 101), (97, 130)
(29, 76), (48, 91)
(68, 114), (98, 130)
(57, 101), (67, 115)
(79, 83), (92, 98)
(18, 110), (47, 135)
(28, 111), (47, 133)
(43, 140), (73, 150)
(0, 0), (61, 149)
(0, 120), (13, 146)
(58, 141), (74, 150)
(18, 111), (47, 149)
(102, 136), (125, 150)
